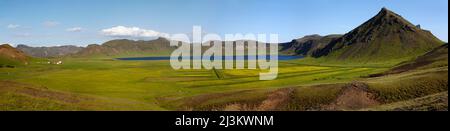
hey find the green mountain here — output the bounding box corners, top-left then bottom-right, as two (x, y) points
(312, 8), (444, 62)
(74, 7), (444, 61)
(17, 44), (84, 58)
(74, 37), (176, 57)
(0, 44), (29, 67)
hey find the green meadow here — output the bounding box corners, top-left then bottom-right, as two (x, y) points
(0, 57), (391, 110)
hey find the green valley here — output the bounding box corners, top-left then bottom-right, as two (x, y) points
(0, 7), (447, 111)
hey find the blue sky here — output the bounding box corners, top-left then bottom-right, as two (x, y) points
(0, 0), (448, 46)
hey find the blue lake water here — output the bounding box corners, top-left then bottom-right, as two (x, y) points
(116, 55), (304, 61)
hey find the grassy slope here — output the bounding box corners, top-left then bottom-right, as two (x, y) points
(170, 66), (447, 111)
(0, 80), (161, 111)
(365, 67), (448, 103)
(312, 8), (445, 63)
(0, 57), (22, 67)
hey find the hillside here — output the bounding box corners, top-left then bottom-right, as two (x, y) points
(280, 34), (342, 56)
(17, 44), (84, 58)
(310, 8), (444, 62)
(372, 43), (448, 76)
(75, 37), (176, 57)
(0, 44), (29, 66)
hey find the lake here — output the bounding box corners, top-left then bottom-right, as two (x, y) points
(116, 55), (304, 61)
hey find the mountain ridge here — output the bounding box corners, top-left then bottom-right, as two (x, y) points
(74, 37), (176, 57)
(372, 43), (448, 76)
(280, 34), (342, 56)
(310, 8), (444, 62)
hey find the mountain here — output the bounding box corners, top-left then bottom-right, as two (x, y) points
(75, 37), (176, 57)
(311, 8), (444, 62)
(0, 44), (29, 66)
(75, 37), (274, 57)
(280, 34), (342, 56)
(17, 45), (84, 58)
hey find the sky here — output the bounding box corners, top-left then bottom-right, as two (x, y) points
(0, 0), (448, 47)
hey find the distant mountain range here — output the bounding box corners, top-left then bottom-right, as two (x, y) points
(17, 44), (83, 58)
(74, 37), (177, 57)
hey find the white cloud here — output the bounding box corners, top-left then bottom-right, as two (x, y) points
(66, 27), (83, 32)
(7, 24), (20, 29)
(101, 26), (167, 38)
(43, 21), (60, 27)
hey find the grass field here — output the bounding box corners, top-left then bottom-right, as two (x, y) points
(0, 57), (393, 110)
